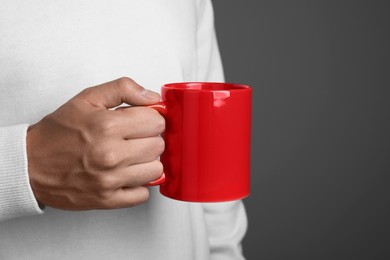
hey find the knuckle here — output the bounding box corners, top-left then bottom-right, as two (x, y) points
(80, 86), (93, 96)
(99, 151), (119, 169)
(96, 118), (116, 136)
(116, 77), (134, 90)
(78, 87), (98, 102)
(89, 147), (119, 169)
(96, 174), (116, 190)
(94, 184), (114, 200)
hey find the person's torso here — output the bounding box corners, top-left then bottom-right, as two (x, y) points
(0, 1), (209, 259)
(0, 0), (199, 125)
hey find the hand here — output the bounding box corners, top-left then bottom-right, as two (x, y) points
(26, 77), (165, 210)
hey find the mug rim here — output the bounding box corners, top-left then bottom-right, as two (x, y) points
(163, 82), (251, 91)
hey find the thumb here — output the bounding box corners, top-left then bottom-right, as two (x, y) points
(77, 77), (161, 109)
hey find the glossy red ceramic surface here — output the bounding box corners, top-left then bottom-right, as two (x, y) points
(151, 82), (251, 202)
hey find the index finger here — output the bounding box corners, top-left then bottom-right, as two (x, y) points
(111, 106), (165, 139)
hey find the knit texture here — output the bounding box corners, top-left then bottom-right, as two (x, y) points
(0, 124), (43, 221)
(0, 1), (247, 259)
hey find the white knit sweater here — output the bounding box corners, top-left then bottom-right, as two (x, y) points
(0, 0), (247, 259)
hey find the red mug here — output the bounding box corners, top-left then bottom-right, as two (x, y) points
(148, 82), (251, 202)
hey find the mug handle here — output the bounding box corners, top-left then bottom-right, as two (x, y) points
(144, 102), (167, 186)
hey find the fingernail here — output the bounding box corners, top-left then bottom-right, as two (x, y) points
(141, 89), (160, 99)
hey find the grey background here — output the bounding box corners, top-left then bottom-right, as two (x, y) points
(212, 1), (390, 259)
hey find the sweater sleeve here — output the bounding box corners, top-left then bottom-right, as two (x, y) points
(0, 124), (43, 222)
(196, 1), (248, 259)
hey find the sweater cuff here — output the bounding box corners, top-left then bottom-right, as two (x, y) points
(0, 124), (43, 222)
